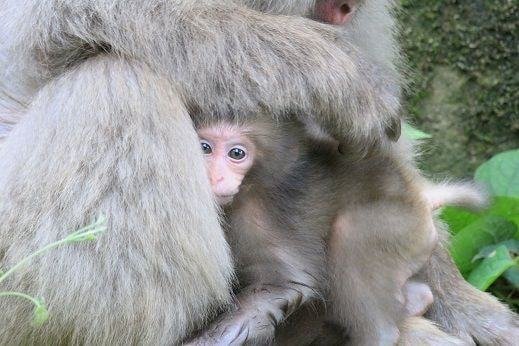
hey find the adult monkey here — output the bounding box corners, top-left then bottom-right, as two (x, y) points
(0, 0), (400, 345)
(0, 0), (516, 345)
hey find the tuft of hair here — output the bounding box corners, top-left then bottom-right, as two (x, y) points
(0, 104), (24, 146)
(425, 181), (489, 211)
(0, 50), (31, 146)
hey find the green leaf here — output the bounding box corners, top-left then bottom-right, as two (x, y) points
(32, 301), (49, 327)
(450, 216), (517, 274)
(508, 216), (519, 239)
(440, 207), (480, 234)
(475, 149), (519, 197)
(467, 246), (516, 291)
(441, 196), (519, 234)
(402, 123), (432, 140)
(486, 196), (519, 219)
(472, 239), (519, 261)
(503, 266), (519, 288)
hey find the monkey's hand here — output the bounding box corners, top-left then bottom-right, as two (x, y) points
(186, 283), (309, 345)
(186, 306), (277, 346)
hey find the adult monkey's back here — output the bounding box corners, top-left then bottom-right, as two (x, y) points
(0, 0), (400, 344)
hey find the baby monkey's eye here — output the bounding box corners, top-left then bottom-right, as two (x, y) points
(201, 141), (212, 154)
(228, 147), (247, 161)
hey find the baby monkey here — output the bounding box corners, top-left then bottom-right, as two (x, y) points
(194, 119), (438, 345)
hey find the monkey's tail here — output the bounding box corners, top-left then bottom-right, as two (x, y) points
(424, 181), (489, 211)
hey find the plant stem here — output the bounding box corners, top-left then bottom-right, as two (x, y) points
(0, 291), (42, 307)
(0, 218), (106, 285)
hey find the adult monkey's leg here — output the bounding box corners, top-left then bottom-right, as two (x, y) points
(0, 56), (233, 345)
(421, 221), (519, 345)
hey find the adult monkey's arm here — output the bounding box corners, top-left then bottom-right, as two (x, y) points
(1, 1), (400, 148)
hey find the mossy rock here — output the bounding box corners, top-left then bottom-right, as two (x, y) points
(399, 0), (518, 178)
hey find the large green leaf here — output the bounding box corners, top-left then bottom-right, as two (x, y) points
(402, 123), (432, 140)
(467, 245), (517, 291)
(441, 207), (480, 234)
(450, 215), (517, 274)
(486, 196), (519, 220)
(472, 239), (519, 262)
(484, 197), (519, 231)
(503, 266), (519, 288)
(441, 196), (519, 234)
(475, 149), (519, 197)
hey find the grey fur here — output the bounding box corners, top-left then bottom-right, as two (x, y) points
(0, 57), (234, 344)
(0, 0), (400, 148)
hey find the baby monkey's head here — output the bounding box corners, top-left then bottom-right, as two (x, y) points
(196, 119), (310, 206)
(197, 123), (256, 206)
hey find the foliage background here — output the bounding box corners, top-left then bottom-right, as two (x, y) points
(399, 0), (518, 178)
(399, 0), (518, 311)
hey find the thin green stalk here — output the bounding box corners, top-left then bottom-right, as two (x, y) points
(0, 216), (106, 285)
(0, 291), (42, 306)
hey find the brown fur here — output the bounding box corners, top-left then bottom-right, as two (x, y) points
(274, 215), (519, 345)
(189, 120), (437, 345)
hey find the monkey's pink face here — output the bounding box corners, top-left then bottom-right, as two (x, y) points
(197, 125), (255, 206)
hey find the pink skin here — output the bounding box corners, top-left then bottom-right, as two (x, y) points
(314, 0), (358, 25)
(197, 125), (255, 206)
